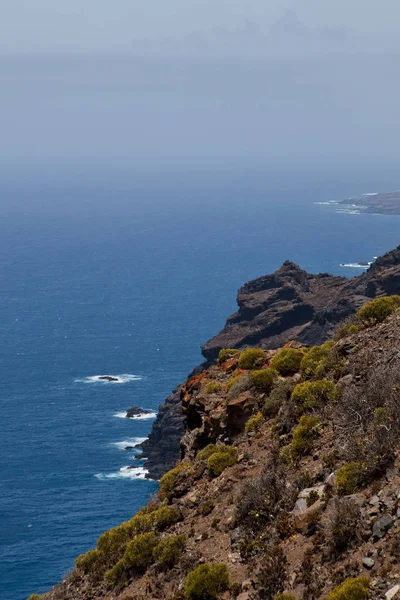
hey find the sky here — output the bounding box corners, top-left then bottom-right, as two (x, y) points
(1, 1), (400, 172)
(1, 1), (400, 55)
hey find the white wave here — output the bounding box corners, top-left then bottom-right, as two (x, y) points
(363, 192), (379, 196)
(75, 374), (142, 384)
(113, 411), (157, 420)
(340, 263), (370, 269)
(95, 465), (149, 480)
(111, 437), (147, 450)
(314, 201), (338, 205)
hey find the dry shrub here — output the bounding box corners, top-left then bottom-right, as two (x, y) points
(336, 362), (400, 477)
(257, 545), (288, 600)
(326, 497), (361, 556)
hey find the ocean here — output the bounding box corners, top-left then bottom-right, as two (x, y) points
(1, 166), (400, 600)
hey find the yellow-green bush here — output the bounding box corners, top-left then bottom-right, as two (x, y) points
(104, 559), (127, 585)
(159, 463), (193, 500)
(245, 412), (264, 433)
(334, 321), (360, 340)
(184, 563), (230, 600)
(249, 367), (278, 392)
(206, 381), (223, 394)
(154, 505), (181, 530)
(270, 347), (304, 376)
(75, 549), (99, 574)
(123, 532), (158, 573)
(300, 342), (334, 379)
(238, 348), (266, 370)
(153, 534), (186, 569)
(328, 577), (369, 600)
(291, 379), (337, 411)
(274, 594), (297, 600)
(96, 521), (133, 560)
(207, 446), (237, 478)
(356, 295), (400, 325)
(129, 512), (155, 535)
(336, 462), (364, 495)
(291, 415), (320, 458)
(28, 596), (42, 600)
(218, 348), (239, 364)
(196, 444), (217, 461)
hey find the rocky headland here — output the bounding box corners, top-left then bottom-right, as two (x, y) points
(142, 246), (400, 479)
(339, 191), (400, 215)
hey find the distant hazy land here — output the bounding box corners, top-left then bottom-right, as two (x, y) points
(341, 191), (400, 215)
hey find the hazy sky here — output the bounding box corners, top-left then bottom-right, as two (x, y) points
(1, 1), (400, 55)
(1, 1), (400, 172)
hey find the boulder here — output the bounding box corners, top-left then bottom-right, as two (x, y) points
(372, 514), (393, 540)
(126, 406), (152, 418)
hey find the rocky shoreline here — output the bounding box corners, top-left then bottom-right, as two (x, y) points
(142, 246), (400, 480)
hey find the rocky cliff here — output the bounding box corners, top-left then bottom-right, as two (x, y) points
(37, 297), (400, 600)
(143, 246), (400, 479)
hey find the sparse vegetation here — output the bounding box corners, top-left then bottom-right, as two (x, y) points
(154, 505), (181, 530)
(218, 348), (240, 364)
(184, 563), (230, 600)
(262, 380), (295, 418)
(200, 500), (215, 516)
(245, 411), (264, 433)
(356, 295), (400, 325)
(291, 379), (337, 412)
(123, 532), (158, 573)
(274, 594), (297, 600)
(159, 463), (193, 500)
(249, 367), (278, 392)
(327, 497), (361, 554)
(300, 341), (334, 379)
(257, 545), (288, 599)
(207, 446), (237, 477)
(336, 462), (364, 496)
(327, 577), (369, 600)
(290, 415), (320, 458)
(153, 534), (186, 569)
(270, 347), (304, 376)
(206, 381), (223, 394)
(238, 348), (266, 369)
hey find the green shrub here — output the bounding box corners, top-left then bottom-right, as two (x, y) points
(328, 577), (369, 600)
(154, 505), (181, 530)
(356, 295), (400, 325)
(291, 415), (320, 458)
(159, 463), (193, 499)
(96, 521), (133, 560)
(334, 320), (360, 340)
(306, 490), (320, 507)
(207, 446), (237, 478)
(291, 379), (337, 411)
(249, 367), (278, 392)
(153, 534), (186, 569)
(104, 559), (127, 585)
(129, 512), (155, 535)
(123, 532), (158, 573)
(206, 381), (223, 394)
(274, 594), (297, 600)
(238, 348), (266, 370)
(218, 348), (239, 364)
(28, 596), (42, 600)
(196, 444), (218, 462)
(270, 347), (304, 376)
(75, 549), (99, 573)
(245, 412), (264, 433)
(300, 342), (334, 379)
(184, 563), (230, 600)
(336, 462), (364, 495)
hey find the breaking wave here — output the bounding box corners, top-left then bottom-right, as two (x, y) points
(111, 437), (147, 450)
(113, 411), (157, 420)
(75, 374), (142, 384)
(95, 466), (149, 480)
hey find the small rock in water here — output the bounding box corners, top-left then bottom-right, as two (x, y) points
(99, 375), (119, 382)
(126, 406), (152, 418)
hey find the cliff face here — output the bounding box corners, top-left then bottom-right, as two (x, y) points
(143, 246), (400, 479)
(41, 305), (400, 600)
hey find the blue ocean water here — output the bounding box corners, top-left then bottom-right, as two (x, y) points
(1, 167), (400, 600)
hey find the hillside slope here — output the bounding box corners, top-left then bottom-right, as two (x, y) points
(34, 294), (400, 600)
(143, 246), (400, 478)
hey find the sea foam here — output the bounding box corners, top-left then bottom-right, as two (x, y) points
(95, 465), (149, 480)
(111, 437), (147, 450)
(113, 411), (157, 420)
(75, 374), (142, 384)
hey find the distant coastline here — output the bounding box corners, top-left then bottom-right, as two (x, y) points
(339, 190), (400, 215)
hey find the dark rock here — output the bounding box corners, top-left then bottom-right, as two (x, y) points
(99, 375), (119, 382)
(372, 514), (394, 540)
(126, 406), (152, 418)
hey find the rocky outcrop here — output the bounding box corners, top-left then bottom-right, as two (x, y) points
(140, 387), (185, 480)
(202, 246), (400, 361)
(125, 406), (152, 419)
(143, 246), (400, 479)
